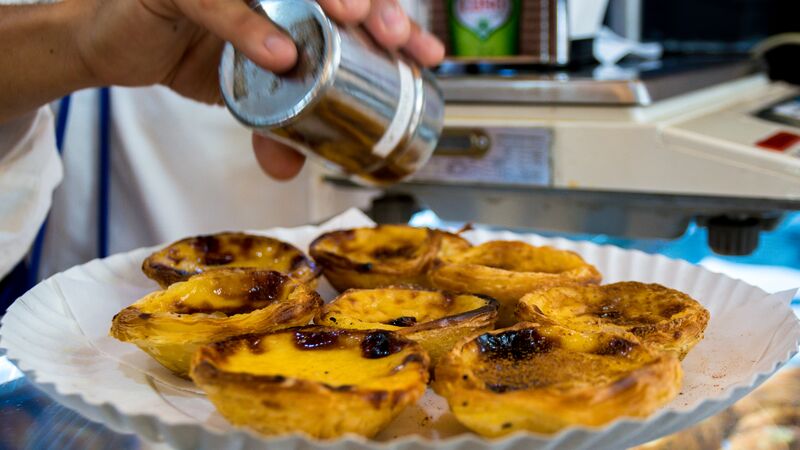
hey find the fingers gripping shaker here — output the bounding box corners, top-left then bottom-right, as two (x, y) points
(219, 0), (445, 184)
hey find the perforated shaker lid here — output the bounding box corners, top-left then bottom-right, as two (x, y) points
(219, 0), (336, 128)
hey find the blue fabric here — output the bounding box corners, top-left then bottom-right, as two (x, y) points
(28, 97), (73, 285)
(97, 88), (111, 258)
(0, 262), (31, 316)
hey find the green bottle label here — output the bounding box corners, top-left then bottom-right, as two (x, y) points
(449, 0), (520, 56)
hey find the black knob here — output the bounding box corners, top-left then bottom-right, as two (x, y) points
(368, 193), (422, 224)
(706, 216), (761, 256)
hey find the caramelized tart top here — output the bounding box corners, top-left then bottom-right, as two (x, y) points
(452, 323), (669, 393)
(192, 327), (429, 390)
(517, 282), (710, 357)
(317, 288), (497, 332)
(111, 269), (322, 341)
(310, 225), (471, 274)
(438, 240), (597, 276)
(142, 232), (318, 287)
(135, 269), (295, 317)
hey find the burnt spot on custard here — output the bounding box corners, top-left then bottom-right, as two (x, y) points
(243, 334), (266, 354)
(322, 383), (355, 392)
(475, 328), (555, 361)
(630, 324), (655, 338)
(204, 252), (235, 266)
(190, 235), (235, 266)
(660, 303), (686, 317)
(143, 263), (193, 286)
(591, 295), (664, 325)
(441, 292), (457, 308)
(191, 235), (220, 254)
(171, 302), (265, 316)
(485, 383), (514, 393)
(185, 233), (310, 269)
(170, 271), (288, 316)
(206, 333), (267, 359)
(293, 330), (341, 350)
(247, 271), (286, 303)
(371, 244), (417, 260)
(591, 296), (626, 320)
(385, 316), (417, 327)
(192, 356), (291, 385)
(594, 307), (623, 320)
(235, 235), (256, 253)
(361, 331), (406, 359)
(166, 247), (184, 264)
(595, 337), (636, 357)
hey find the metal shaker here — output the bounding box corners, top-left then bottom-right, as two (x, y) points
(219, 0), (445, 185)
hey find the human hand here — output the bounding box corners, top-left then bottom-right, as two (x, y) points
(76, 0), (445, 180)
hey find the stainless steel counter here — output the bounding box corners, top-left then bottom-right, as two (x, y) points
(436, 56), (756, 105)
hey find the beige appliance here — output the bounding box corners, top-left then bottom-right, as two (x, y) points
(315, 56), (800, 255)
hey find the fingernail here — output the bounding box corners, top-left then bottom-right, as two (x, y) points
(380, 2), (405, 31)
(422, 30), (445, 57)
(263, 34), (295, 57)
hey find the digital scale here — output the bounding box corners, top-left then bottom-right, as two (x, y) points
(315, 56), (800, 255)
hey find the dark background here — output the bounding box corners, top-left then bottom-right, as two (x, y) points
(641, 0), (800, 54)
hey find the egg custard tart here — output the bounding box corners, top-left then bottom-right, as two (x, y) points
(430, 241), (601, 326)
(316, 288), (498, 365)
(516, 282), (710, 359)
(434, 322), (682, 436)
(142, 232), (319, 288)
(309, 225), (471, 292)
(190, 327), (429, 438)
(111, 269), (322, 377)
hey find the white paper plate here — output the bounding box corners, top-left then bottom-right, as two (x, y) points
(2, 209), (799, 450)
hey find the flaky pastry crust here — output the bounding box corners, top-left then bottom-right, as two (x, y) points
(430, 241), (601, 326)
(110, 268), (322, 377)
(190, 327), (429, 438)
(517, 282), (710, 359)
(309, 225), (471, 292)
(142, 232), (319, 288)
(316, 287), (498, 365)
(434, 322), (681, 436)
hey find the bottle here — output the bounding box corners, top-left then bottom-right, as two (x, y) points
(449, 0), (521, 57)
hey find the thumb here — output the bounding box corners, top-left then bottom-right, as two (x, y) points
(173, 0), (297, 72)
